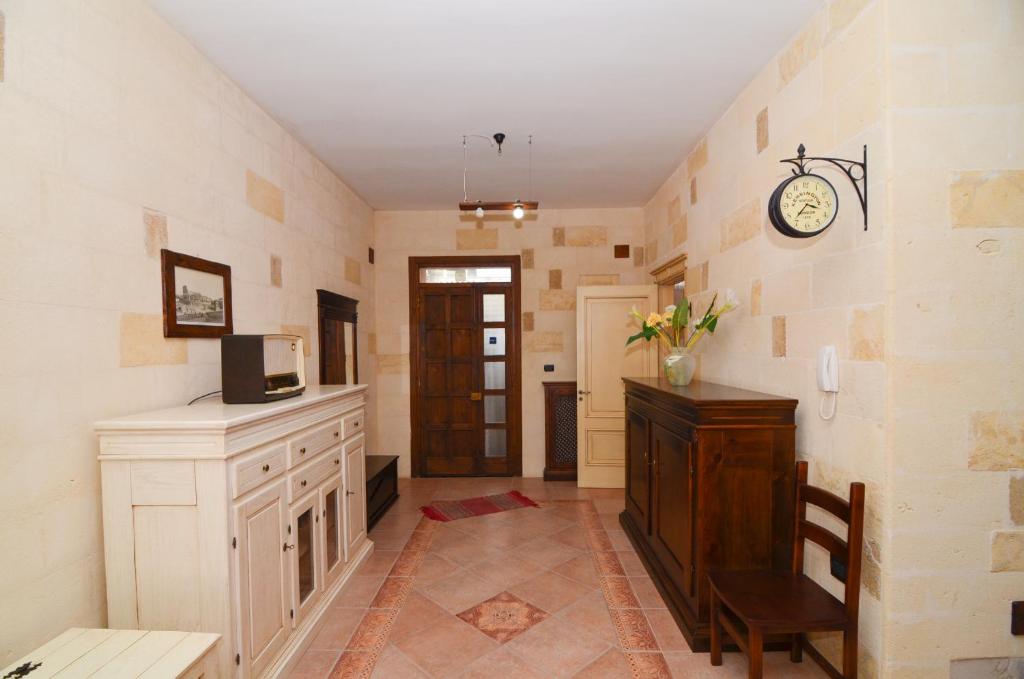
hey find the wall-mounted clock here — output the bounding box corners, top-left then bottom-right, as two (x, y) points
(770, 144), (869, 238)
(768, 173), (839, 238)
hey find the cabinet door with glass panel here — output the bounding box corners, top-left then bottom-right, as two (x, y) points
(288, 492), (321, 628)
(320, 474), (345, 588)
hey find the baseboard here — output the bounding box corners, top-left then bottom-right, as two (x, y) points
(265, 537), (375, 678)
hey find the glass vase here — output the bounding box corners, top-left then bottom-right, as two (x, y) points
(663, 347), (696, 387)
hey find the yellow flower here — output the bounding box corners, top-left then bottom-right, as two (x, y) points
(645, 312), (663, 326)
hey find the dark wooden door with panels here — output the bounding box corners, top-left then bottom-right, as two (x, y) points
(409, 256), (522, 477)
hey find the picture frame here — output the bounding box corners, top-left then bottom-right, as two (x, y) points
(160, 249), (233, 338)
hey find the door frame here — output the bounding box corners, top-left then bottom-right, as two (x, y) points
(408, 255), (522, 477)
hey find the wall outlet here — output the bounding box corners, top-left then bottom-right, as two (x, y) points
(543, 364), (554, 372)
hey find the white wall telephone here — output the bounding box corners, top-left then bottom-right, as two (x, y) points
(817, 345), (839, 420)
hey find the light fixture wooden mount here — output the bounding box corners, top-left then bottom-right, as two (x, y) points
(459, 201), (540, 212)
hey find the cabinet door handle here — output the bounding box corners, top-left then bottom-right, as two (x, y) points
(301, 480), (307, 487)
(262, 464), (270, 472)
(334, 431), (340, 438)
(300, 447), (306, 455)
(283, 543), (295, 551)
(334, 459), (340, 465)
(578, 390), (591, 395)
(346, 490), (356, 496)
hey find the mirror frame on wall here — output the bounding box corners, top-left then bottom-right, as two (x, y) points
(317, 289), (359, 385)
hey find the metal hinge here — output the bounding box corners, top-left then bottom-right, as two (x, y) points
(288, 524), (292, 534)
(232, 537), (237, 549)
(290, 609), (295, 619)
(235, 654), (240, 666)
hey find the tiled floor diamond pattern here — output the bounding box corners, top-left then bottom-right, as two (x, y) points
(285, 478), (829, 679)
(456, 591), (549, 643)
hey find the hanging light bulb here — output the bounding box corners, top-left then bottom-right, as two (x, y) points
(475, 206), (485, 218)
(512, 201), (525, 220)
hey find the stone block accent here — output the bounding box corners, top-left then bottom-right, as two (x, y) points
(579, 274), (620, 286)
(667, 195), (682, 224)
(991, 531), (1024, 572)
(633, 246), (645, 267)
(687, 138), (707, 176)
(849, 305), (884, 360)
(686, 262), (708, 295)
(525, 331), (563, 353)
(1011, 476), (1024, 525)
(456, 228), (498, 250)
(756, 108), (769, 153)
(553, 227), (565, 246)
(690, 177), (698, 205)
(270, 254), (282, 287)
(540, 289), (575, 311)
(645, 240), (658, 264)
(377, 354), (409, 375)
(968, 411), (1024, 471)
(720, 200), (762, 251)
(281, 324), (312, 356)
(521, 248), (534, 269)
(779, 21), (821, 85)
(367, 332), (377, 355)
(565, 226), (608, 247)
(143, 209), (167, 258)
(245, 169), (284, 223)
(0, 12), (5, 83)
(344, 256), (361, 285)
(772, 316), (787, 357)
(672, 213), (688, 247)
(750, 279), (762, 316)
(549, 269), (562, 290)
(120, 313), (187, 367)
(522, 312), (534, 332)
(829, 0), (870, 36)
(950, 170), (1024, 228)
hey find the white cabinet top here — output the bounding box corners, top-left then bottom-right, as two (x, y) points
(95, 385), (367, 434)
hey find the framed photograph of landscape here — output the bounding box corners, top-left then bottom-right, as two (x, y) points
(160, 249), (233, 338)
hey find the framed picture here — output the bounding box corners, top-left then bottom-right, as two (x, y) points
(160, 249), (233, 338)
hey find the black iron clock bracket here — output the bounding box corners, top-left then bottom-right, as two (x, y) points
(780, 144), (868, 230)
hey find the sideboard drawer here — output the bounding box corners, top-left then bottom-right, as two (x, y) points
(288, 420), (341, 468)
(232, 444), (287, 498)
(341, 409), (365, 440)
(289, 448), (342, 501)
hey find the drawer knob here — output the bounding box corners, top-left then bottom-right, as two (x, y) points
(301, 480), (308, 487)
(334, 459), (340, 465)
(300, 447), (306, 454)
(346, 490), (356, 496)
(262, 464), (270, 472)
(334, 432), (340, 438)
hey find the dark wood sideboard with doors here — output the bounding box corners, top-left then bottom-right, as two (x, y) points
(620, 377), (798, 651)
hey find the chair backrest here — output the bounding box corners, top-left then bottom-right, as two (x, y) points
(791, 461), (865, 621)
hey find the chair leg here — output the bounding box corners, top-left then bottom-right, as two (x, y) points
(748, 628), (763, 679)
(790, 632), (803, 662)
(709, 588), (723, 666)
(842, 628), (858, 678)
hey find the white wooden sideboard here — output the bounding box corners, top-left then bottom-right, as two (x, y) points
(95, 385), (373, 678)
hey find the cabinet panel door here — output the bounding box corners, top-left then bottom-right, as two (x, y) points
(289, 492), (321, 628)
(345, 437), (367, 558)
(651, 423), (695, 597)
(625, 408), (651, 534)
(235, 482), (289, 676)
(320, 474), (345, 588)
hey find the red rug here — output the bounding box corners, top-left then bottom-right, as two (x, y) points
(420, 490), (540, 522)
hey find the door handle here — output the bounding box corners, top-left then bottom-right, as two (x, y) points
(470, 392), (482, 401)
(578, 390), (591, 395)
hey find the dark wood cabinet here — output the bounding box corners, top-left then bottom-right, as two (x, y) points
(542, 381), (578, 481)
(620, 377), (797, 651)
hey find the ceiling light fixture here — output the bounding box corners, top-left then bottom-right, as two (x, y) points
(459, 133), (538, 219)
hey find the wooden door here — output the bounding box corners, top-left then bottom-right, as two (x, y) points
(345, 436), (367, 557)
(288, 492), (321, 628)
(652, 422), (696, 599)
(234, 482), (289, 676)
(409, 257), (521, 477)
(320, 474), (344, 587)
(625, 407), (651, 534)
(576, 285), (658, 487)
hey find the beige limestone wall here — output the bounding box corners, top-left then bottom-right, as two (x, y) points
(373, 209), (646, 478)
(643, 0), (888, 672)
(884, 0), (1024, 675)
(0, 0), (375, 663)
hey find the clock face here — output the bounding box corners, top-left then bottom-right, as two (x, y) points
(771, 174), (838, 237)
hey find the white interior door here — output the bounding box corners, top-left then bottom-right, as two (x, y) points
(577, 285), (658, 488)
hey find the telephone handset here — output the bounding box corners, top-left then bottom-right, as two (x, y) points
(817, 345), (839, 393)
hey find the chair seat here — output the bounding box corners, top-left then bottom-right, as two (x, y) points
(709, 570), (849, 633)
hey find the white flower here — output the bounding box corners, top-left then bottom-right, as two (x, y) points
(722, 288), (740, 309)
(664, 304), (676, 314)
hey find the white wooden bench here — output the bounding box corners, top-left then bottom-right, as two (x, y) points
(1, 628), (220, 678)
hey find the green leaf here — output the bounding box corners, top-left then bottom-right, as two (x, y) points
(625, 331), (646, 346)
(706, 316), (719, 333)
(672, 299), (688, 337)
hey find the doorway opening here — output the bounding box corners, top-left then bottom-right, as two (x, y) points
(408, 256), (522, 477)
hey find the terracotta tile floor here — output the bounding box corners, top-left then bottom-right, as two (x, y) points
(288, 477), (830, 679)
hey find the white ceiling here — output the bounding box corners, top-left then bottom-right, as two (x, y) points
(149, 0), (822, 210)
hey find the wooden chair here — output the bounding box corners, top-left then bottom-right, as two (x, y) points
(708, 461), (865, 679)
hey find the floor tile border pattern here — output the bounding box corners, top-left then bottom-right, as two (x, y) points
(328, 518), (438, 678)
(576, 501), (672, 678)
(327, 499), (673, 679)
